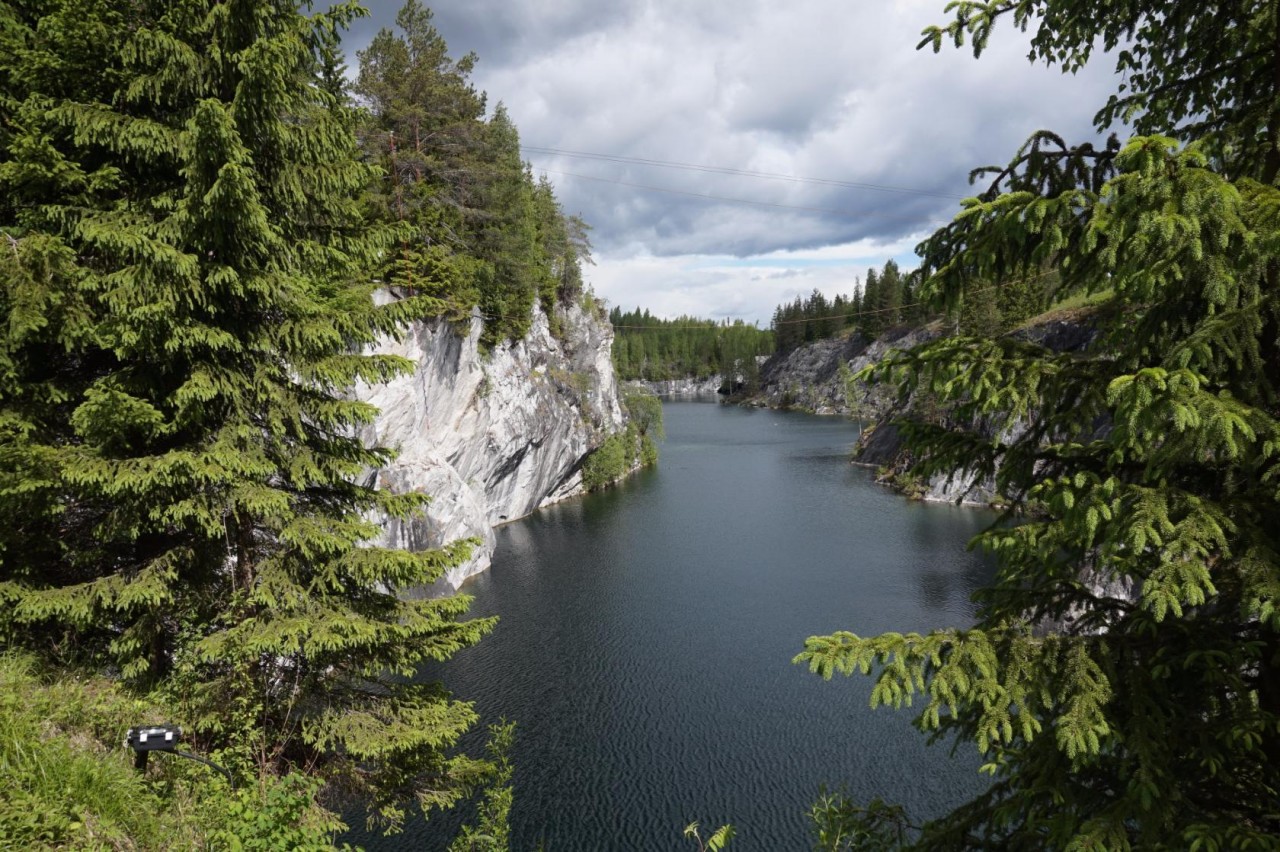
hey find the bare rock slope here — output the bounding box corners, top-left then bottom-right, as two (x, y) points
(356, 303), (624, 589)
(745, 316), (1098, 506)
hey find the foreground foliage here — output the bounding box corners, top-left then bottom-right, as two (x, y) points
(683, 821), (735, 852)
(0, 0), (493, 831)
(0, 653), (349, 850)
(446, 722), (516, 852)
(798, 0), (1280, 848)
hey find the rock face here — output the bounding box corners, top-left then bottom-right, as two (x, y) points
(854, 418), (1000, 506)
(356, 302), (624, 589)
(744, 314), (1100, 506)
(630, 375), (724, 397)
(850, 314), (1100, 506)
(738, 322), (993, 504)
(746, 333), (869, 415)
(745, 325), (941, 417)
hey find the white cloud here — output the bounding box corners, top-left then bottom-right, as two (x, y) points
(345, 0), (1127, 321)
(591, 231), (926, 326)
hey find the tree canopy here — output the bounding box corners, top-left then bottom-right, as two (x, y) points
(799, 1), (1280, 847)
(354, 0), (594, 347)
(0, 0), (496, 831)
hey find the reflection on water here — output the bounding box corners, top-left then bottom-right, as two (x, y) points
(904, 502), (993, 613)
(353, 401), (996, 851)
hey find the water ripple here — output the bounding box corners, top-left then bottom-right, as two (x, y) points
(351, 403), (995, 851)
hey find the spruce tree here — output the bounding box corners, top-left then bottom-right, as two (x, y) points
(355, 2), (593, 348)
(877, 259), (904, 327)
(353, 0), (487, 315)
(799, 1), (1280, 847)
(862, 267), (883, 336)
(0, 0), (492, 829)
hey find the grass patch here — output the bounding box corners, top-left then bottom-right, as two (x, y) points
(0, 654), (352, 850)
(0, 654), (202, 850)
(1017, 287), (1116, 329)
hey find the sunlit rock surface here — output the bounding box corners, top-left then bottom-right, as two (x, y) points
(629, 376), (724, 396)
(357, 303), (624, 589)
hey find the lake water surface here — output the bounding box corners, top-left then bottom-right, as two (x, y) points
(362, 400), (995, 850)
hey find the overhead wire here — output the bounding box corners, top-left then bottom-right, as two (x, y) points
(508, 155), (1034, 331)
(520, 145), (970, 201)
(361, 130), (968, 200)
(528, 167), (955, 224)
(370, 130), (1024, 330)
(605, 282), (1003, 330)
(363, 127), (961, 244)
(459, 272), (1061, 332)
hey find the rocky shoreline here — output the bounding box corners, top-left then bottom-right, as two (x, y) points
(736, 314), (1099, 507)
(628, 375), (725, 397)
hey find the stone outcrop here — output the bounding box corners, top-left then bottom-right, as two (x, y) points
(744, 325), (942, 417)
(737, 321), (989, 504)
(743, 313), (1100, 506)
(850, 314), (1100, 506)
(854, 419), (1000, 506)
(355, 302), (624, 589)
(630, 375), (724, 397)
(744, 332), (869, 415)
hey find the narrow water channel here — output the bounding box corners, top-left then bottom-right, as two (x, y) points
(361, 400), (996, 850)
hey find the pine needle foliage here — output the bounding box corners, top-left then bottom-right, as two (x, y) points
(353, 0), (595, 347)
(798, 1), (1280, 847)
(0, 0), (492, 829)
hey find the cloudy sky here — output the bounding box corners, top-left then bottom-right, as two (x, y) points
(342, 0), (1123, 325)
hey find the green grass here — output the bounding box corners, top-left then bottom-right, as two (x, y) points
(1017, 286), (1117, 329)
(0, 654), (204, 850)
(0, 654), (375, 850)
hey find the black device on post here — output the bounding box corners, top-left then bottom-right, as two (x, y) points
(125, 724), (235, 789)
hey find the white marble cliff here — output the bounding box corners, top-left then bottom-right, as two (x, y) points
(356, 302), (625, 589)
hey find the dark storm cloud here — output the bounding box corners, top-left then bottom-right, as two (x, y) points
(344, 0), (643, 71)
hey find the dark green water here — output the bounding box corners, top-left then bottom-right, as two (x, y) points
(361, 400), (995, 850)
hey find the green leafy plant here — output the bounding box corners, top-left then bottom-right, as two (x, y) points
(448, 722), (516, 852)
(582, 428), (633, 491)
(684, 820), (735, 851)
(582, 387), (664, 490)
(209, 774), (353, 852)
(0, 653), (357, 850)
(809, 790), (915, 852)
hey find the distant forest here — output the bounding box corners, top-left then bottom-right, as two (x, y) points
(609, 308), (773, 385)
(770, 259), (1053, 354)
(612, 258), (1054, 384)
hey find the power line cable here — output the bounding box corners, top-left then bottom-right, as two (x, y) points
(606, 284), (998, 329)
(463, 274), (1057, 331)
(529, 166), (953, 225)
(609, 268), (1063, 329)
(521, 145), (969, 201)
